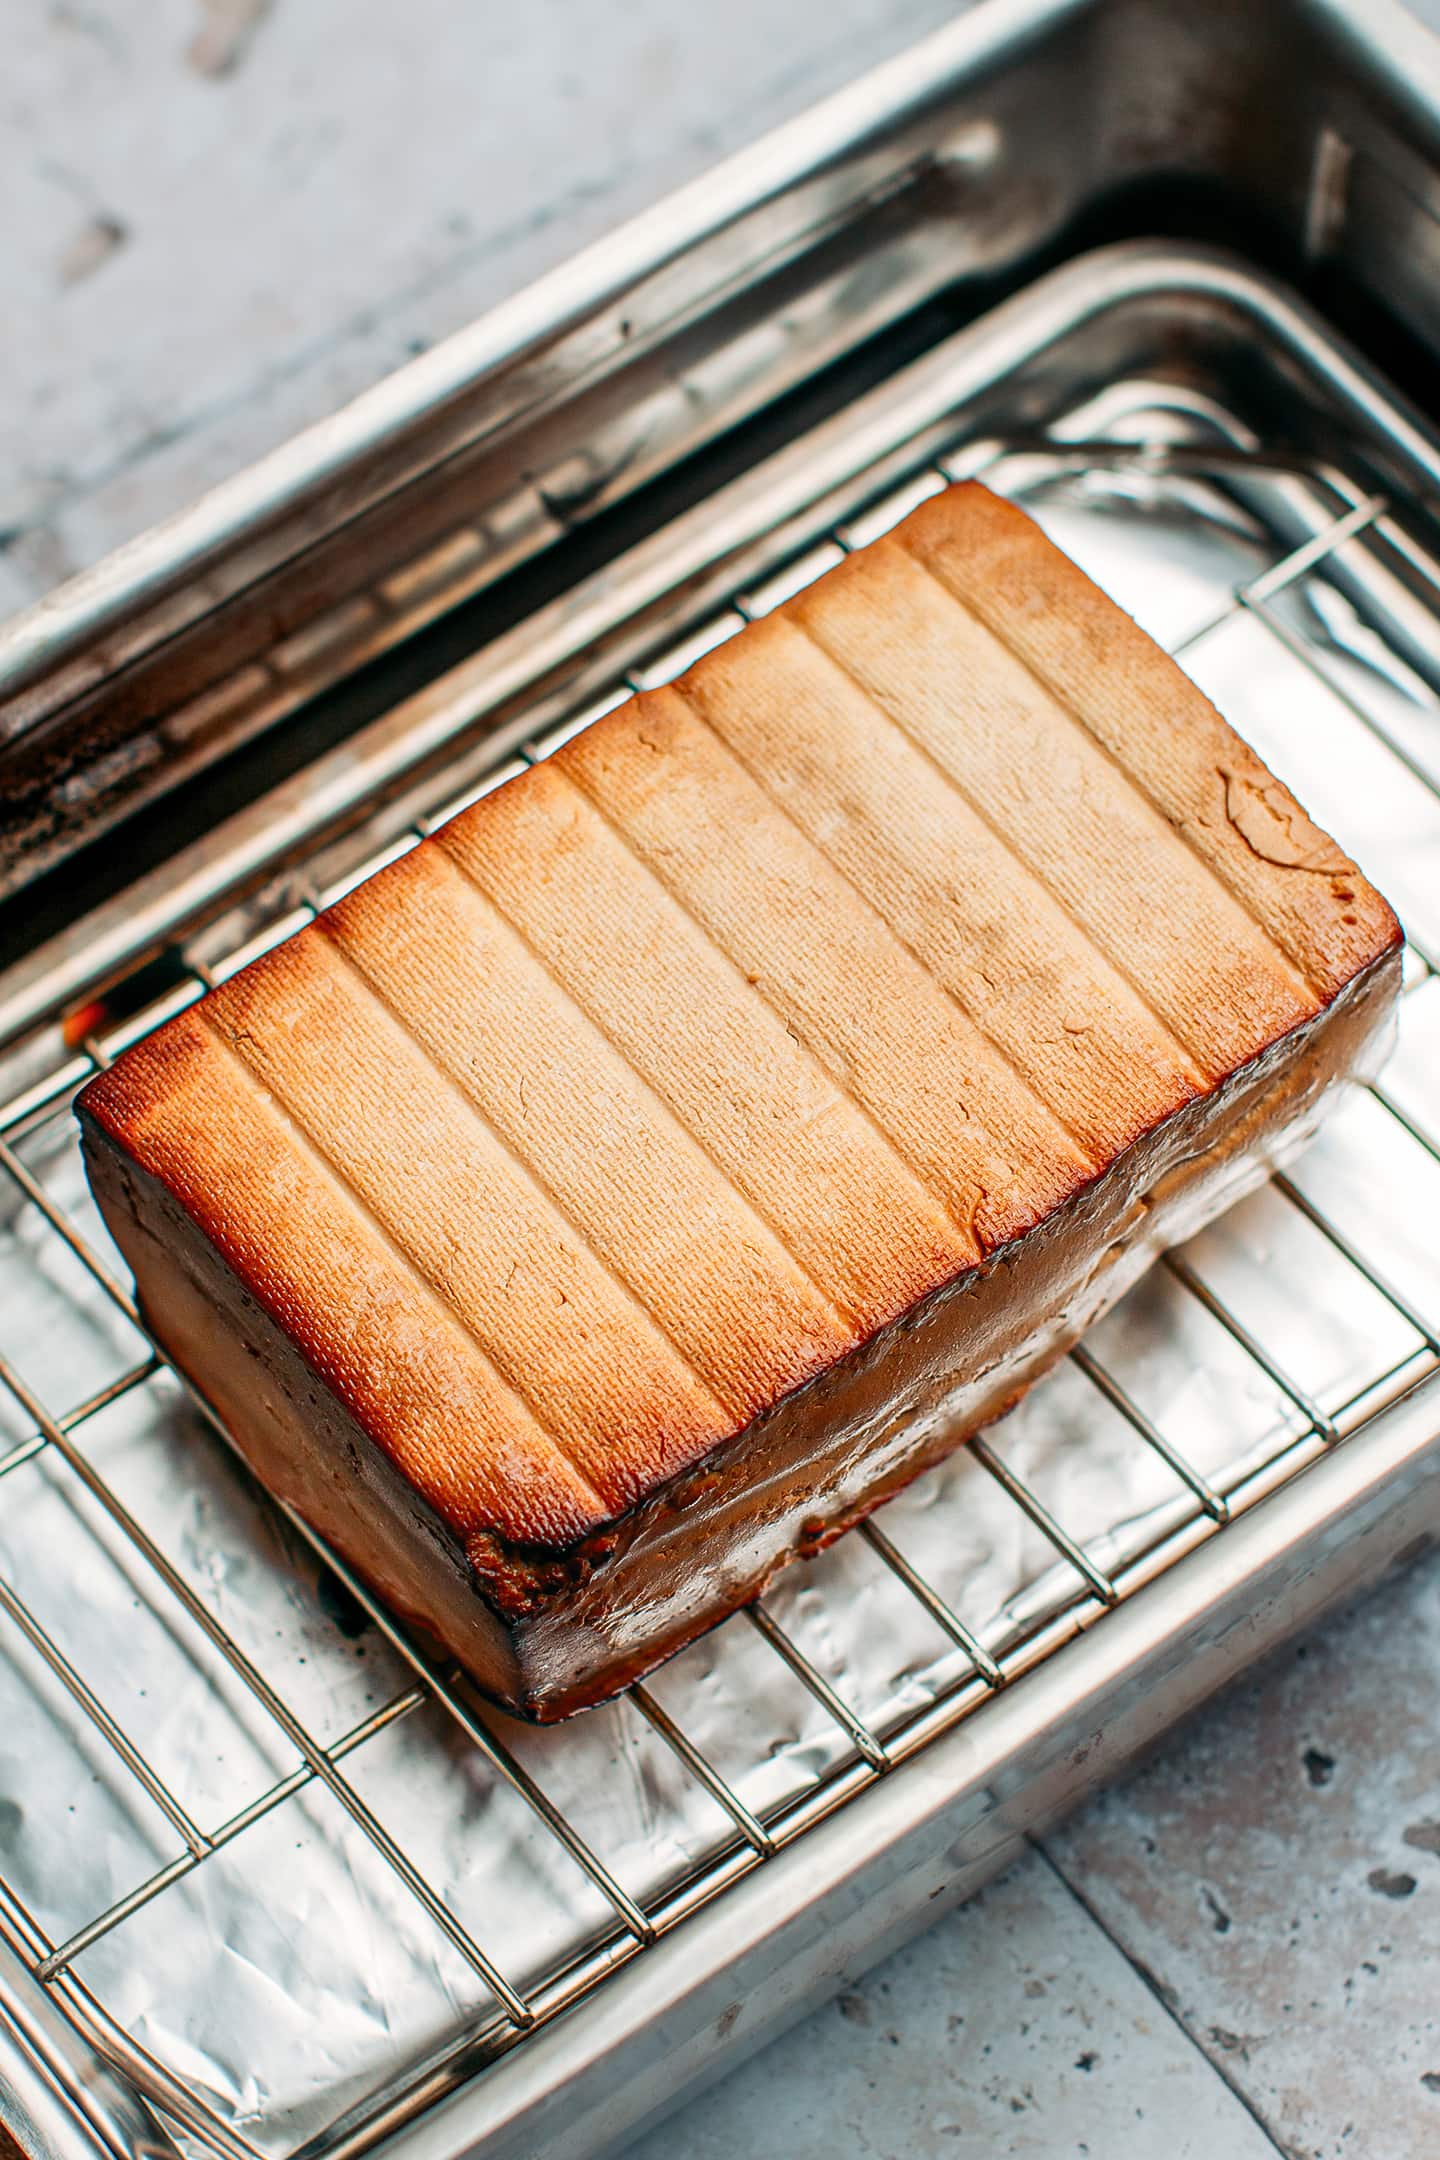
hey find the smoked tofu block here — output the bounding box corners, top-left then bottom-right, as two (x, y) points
(78, 483), (1402, 1720)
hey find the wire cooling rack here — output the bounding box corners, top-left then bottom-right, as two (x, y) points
(2, 389), (1440, 2160)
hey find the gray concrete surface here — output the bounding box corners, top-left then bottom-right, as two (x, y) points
(6, 4), (1440, 2157)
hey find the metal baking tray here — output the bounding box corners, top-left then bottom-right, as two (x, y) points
(4, 5), (1440, 2159)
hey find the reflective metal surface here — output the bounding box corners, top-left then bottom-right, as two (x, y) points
(3, 3), (1440, 2158)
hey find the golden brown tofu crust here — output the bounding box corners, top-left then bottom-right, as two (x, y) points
(78, 481), (1402, 1716)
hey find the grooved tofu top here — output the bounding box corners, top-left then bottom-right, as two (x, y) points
(79, 483), (1401, 1558)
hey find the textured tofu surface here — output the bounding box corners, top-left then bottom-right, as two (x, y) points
(78, 483), (1402, 1717)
